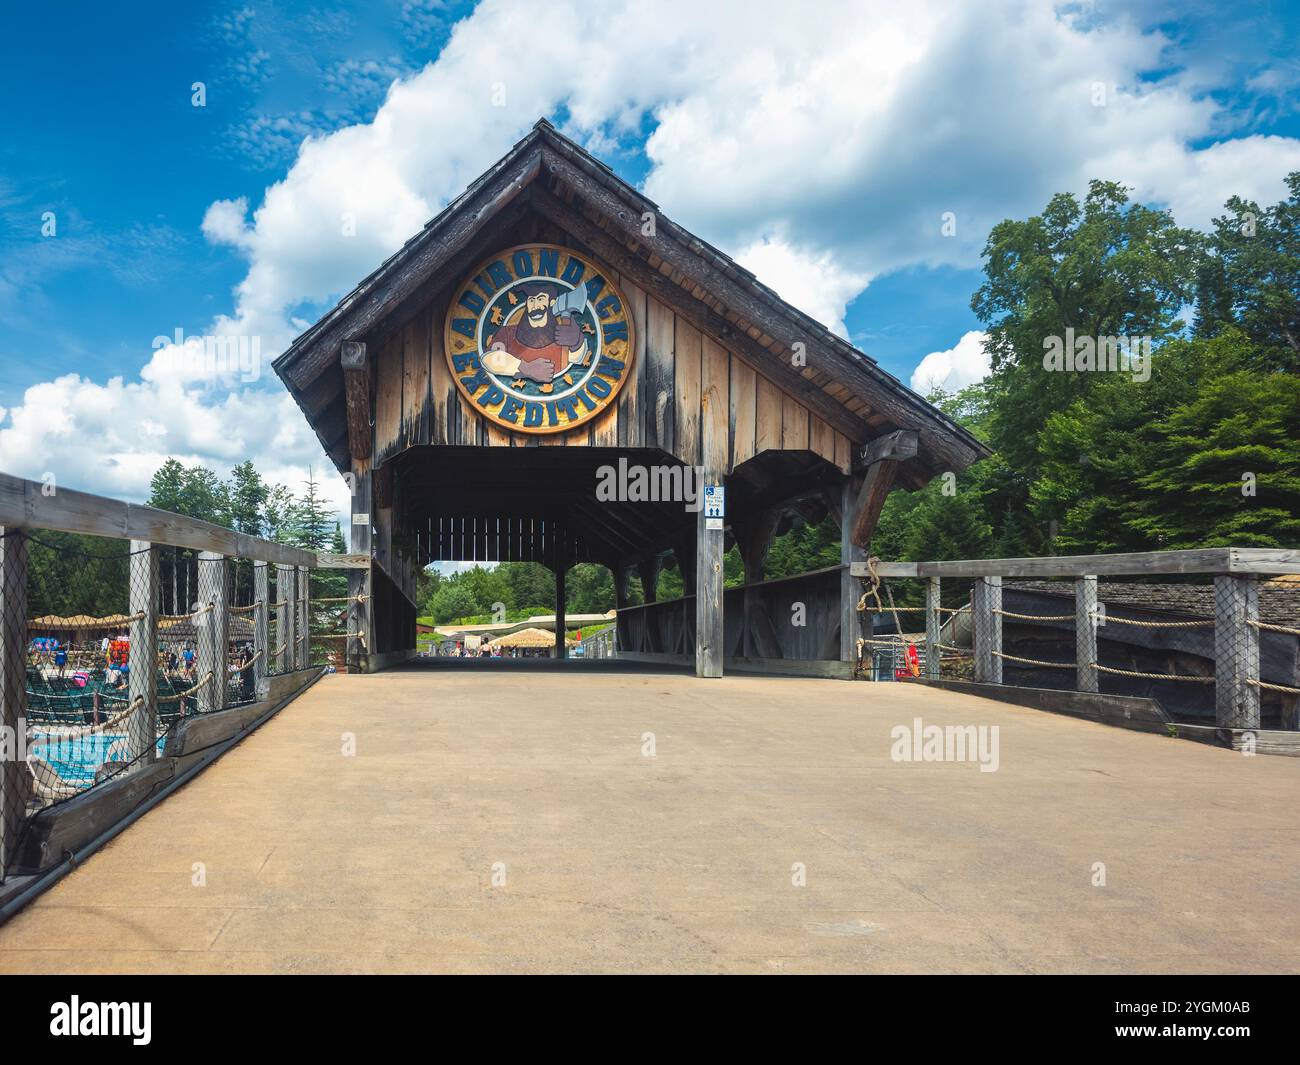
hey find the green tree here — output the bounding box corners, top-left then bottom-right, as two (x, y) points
(1204, 172), (1300, 371)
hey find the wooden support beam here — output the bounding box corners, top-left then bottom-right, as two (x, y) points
(196, 551), (229, 714)
(855, 429), (918, 469)
(839, 476), (867, 663)
(1214, 575), (1260, 730)
(696, 491), (724, 678)
(925, 576), (941, 680)
(348, 461), (373, 673)
(554, 545), (568, 660)
(275, 564), (294, 674)
(1075, 576), (1099, 694)
(341, 341), (372, 462)
(736, 509), (780, 659)
(0, 472), (315, 567)
(848, 432), (917, 548)
(126, 541), (159, 766)
(0, 528), (28, 877)
(297, 564), (310, 670)
(972, 576), (1002, 685)
(253, 561), (269, 696)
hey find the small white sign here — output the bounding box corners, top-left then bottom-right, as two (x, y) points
(705, 517), (724, 531)
(352, 512), (370, 525)
(703, 484), (725, 520)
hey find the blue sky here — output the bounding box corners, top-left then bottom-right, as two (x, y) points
(2, 0), (1299, 514)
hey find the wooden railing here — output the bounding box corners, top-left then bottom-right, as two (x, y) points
(0, 470), (319, 879)
(855, 548), (1300, 732)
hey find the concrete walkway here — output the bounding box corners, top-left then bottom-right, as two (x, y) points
(1, 667), (1297, 973)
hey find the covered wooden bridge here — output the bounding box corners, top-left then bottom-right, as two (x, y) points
(273, 119), (986, 677)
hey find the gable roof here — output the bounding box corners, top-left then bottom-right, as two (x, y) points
(273, 118), (988, 480)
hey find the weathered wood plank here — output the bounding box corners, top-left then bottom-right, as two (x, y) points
(617, 278), (647, 449)
(754, 374), (782, 455)
(341, 340), (371, 462)
(645, 296), (675, 452)
(810, 415), (835, 468)
(0, 476), (315, 566)
(674, 317), (702, 467)
(701, 336), (729, 478)
(782, 394), (809, 451)
(730, 355), (756, 470)
(428, 301), (453, 446)
(853, 548), (1293, 579)
(373, 332), (404, 464)
(402, 314), (431, 449)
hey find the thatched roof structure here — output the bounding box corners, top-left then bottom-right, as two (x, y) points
(29, 614), (137, 632)
(490, 627), (576, 649)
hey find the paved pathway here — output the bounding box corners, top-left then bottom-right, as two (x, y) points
(1, 666), (1296, 973)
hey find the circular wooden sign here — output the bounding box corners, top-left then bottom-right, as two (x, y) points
(443, 244), (635, 435)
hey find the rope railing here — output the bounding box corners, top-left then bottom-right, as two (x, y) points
(994, 609), (1075, 622)
(1090, 663), (1215, 683)
(1095, 613), (1214, 629)
(993, 650), (1075, 669)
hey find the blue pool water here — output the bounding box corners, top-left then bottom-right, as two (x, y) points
(30, 733), (168, 787)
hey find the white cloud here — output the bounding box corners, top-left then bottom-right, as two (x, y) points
(911, 331), (990, 394)
(198, 0), (1300, 363)
(7, 0), (1300, 522)
(733, 236), (872, 337)
(0, 370), (352, 528)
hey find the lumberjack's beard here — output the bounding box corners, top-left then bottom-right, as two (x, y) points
(516, 313), (555, 348)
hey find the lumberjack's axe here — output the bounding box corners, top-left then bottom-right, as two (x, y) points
(550, 285), (587, 321)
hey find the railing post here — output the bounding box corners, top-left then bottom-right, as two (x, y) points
(0, 528), (28, 878)
(1075, 575), (1099, 693)
(1214, 574), (1260, 731)
(277, 564), (296, 674)
(925, 576), (941, 679)
(253, 560), (269, 696)
(274, 564), (291, 673)
(127, 540), (159, 764)
(296, 564), (309, 670)
(196, 551), (229, 713)
(973, 575), (1002, 684)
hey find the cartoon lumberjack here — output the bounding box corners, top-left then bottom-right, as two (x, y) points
(481, 282), (589, 383)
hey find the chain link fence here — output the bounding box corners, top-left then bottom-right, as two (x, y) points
(856, 561), (1300, 732)
(1, 528), (316, 883)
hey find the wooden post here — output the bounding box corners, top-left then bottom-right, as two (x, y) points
(695, 483), (724, 679)
(736, 509), (779, 659)
(925, 576), (941, 680)
(274, 564), (293, 673)
(0, 528), (28, 877)
(196, 551), (229, 714)
(296, 564), (310, 670)
(840, 475), (868, 664)
(348, 462), (373, 673)
(554, 546), (567, 660)
(1214, 574), (1260, 730)
(972, 575), (1002, 684)
(637, 557), (660, 604)
(1075, 575), (1099, 694)
(126, 540), (158, 765)
(636, 557), (660, 653)
(253, 560), (269, 695)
